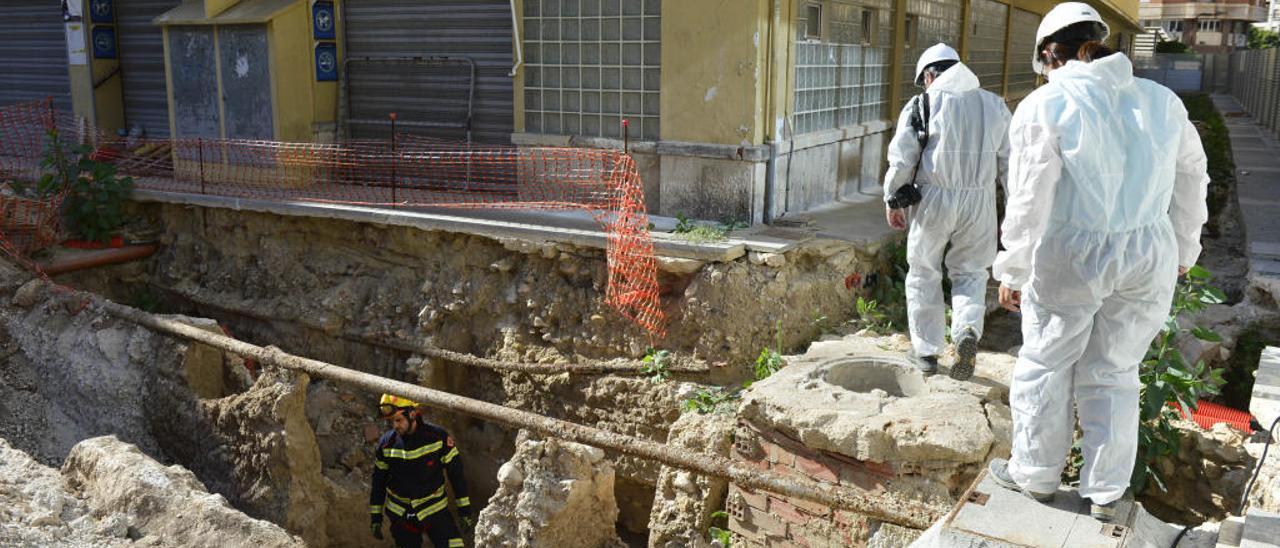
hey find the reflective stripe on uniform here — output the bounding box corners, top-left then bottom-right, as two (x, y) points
(382, 441), (442, 460)
(448, 539), (465, 547)
(441, 447), (460, 464)
(369, 505), (383, 514)
(384, 499), (406, 517)
(456, 497), (470, 507)
(374, 460), (389, 470)
(414, 497), (449, 520)
(387, 486), (446, 507)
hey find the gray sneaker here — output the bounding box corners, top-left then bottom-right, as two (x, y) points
(952, 328), (978, 381)
(1090, 500), (1118, 522)
(907, 350), (938, 375)
(987, 458), (1055, 502)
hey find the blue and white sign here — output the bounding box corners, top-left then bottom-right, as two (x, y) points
(89, 0), (114, 23)
(312, 2), (336, 40)
(315, 42), (338, 81)
(91, 26), (117, 59)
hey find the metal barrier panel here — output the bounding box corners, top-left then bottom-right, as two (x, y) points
(1269, 50), (1279, 135)
(1267, 49), (1278, 134)
(1134, 53), (1203, 93)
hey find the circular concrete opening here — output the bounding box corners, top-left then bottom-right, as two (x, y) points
(821, 357), (927, 398)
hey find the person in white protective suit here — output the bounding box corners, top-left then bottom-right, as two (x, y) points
(883, 43), (1011, 380)
(985, 2), (1210, 522)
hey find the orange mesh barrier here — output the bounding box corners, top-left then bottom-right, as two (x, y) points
(0, 100), (665, 336)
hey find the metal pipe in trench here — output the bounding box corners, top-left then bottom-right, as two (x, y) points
(97, 297), (940, 530)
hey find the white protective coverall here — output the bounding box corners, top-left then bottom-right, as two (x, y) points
(993, 53), (1210, 504)
(884, 62), (1012, 358)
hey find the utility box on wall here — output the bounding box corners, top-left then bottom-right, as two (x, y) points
(154, 0), (339, 143)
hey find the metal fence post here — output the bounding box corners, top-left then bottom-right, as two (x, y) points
(389, 112), (398, 203)
(198, 138), (206, 195)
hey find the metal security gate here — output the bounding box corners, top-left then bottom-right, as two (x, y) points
(343, 0), (514, 143)
(0, 1), (72, 110)
(117, 0), (181, 138)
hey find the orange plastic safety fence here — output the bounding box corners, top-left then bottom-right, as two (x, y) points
(0, 101), (665, 336)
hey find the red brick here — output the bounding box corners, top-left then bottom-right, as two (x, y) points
(794, 454), (838, 483)
(838, 463), (889, 491)
(733, 485), (769, 512)
(788, 496), (832, 519)
(767, 442), (797, 468)
(769, 497), (810, 526)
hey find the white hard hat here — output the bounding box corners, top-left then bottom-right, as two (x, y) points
(914, 43), (960, 86)
(1032, 2), (1110, 75)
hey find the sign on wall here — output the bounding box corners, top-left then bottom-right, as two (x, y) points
(312, 1), (335, 40)
(89, 0), (114, 23)
(315, 42), (337, 81)
(92, 25), (117, 59)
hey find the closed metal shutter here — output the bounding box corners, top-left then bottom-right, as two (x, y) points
(966, 0), (1007, 95)
(344, 0), (514, 143)
(0, 1), (72, 110)
(117, 0), (181, 138)
(1005, 9), (1041, 103)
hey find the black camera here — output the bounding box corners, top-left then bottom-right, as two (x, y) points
(886, 183), (922, 210)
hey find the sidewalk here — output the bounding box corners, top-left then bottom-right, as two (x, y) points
(1211, 95), (1280, 286)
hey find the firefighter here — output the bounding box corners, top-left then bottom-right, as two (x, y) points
(370, 394), (473, 548)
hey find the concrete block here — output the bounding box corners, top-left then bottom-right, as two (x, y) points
(1218, 515), (1246, 547)
(1241, 509), (1280, 548)
(1251, 258), (1280, 276)
(743, 504), (788, 538)
(1249, 241), (1280, 260)
(937, 471), (1190, 548)
(1251, 346), (1280, 429)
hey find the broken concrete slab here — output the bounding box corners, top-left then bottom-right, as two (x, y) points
(740, 342), (996, 467)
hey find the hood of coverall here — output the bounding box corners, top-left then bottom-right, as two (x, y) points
(1044, 50), (1134, 88)
(925, 61), (981, 95)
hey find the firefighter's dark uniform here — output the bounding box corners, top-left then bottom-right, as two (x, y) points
(369, 418), (471, 548)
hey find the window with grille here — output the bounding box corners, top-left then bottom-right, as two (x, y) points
(967, 0), (1008, 94)
(793, 0), (895, 135)
(523, 0), (660, 140)
(806, 3), (823, 40)
(899, 0), (963, 93)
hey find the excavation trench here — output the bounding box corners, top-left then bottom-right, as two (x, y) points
(34, 200), (895, 540)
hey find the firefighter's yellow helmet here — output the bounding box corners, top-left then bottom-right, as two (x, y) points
(378, 394), (420, 419)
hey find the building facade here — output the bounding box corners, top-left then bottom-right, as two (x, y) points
(1139, 0), (1268, 52)
(5, 0), (1142, 225)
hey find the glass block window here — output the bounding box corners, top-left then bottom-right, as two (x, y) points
(1006, 8), (1042, 100)
(523, 0), (661, 140)
(793, 0), (894, 135)
(967, 0), (1008, 94)
(899, 0), (963, 93)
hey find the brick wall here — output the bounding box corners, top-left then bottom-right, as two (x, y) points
(727, 421), (939, 547)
